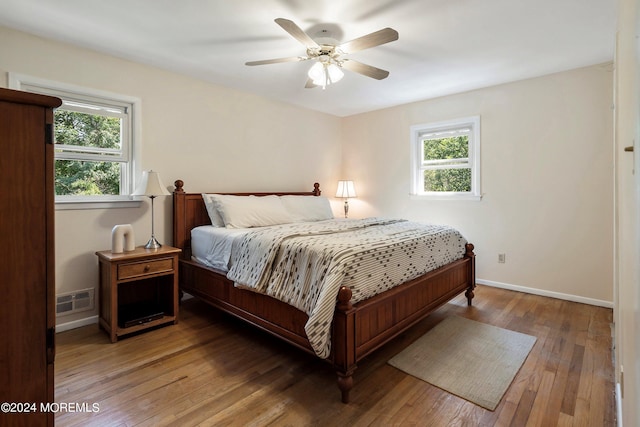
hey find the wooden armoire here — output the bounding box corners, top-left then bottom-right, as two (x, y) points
(0, 87), (61, 427)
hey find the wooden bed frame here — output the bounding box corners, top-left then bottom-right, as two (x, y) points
(172, 180), (476, 403)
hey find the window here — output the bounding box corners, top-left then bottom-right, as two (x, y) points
(410, 116), (481, 200)
(9, 73), (140, 209)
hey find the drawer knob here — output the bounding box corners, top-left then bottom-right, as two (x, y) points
(144, 264), (151, 272)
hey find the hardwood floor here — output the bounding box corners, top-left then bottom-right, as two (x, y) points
(54, 285), (616, 426)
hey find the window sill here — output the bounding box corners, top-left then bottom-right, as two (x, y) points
(410, 193), (482, 201)
(55, 198), (142, 210)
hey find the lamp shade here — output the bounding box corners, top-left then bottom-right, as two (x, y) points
(308, 62), (325, 83)
(335, 180), (357, 198)
(132, 170), (171, 197)
(308, 61), (344, 89)
(327, 63), (344, 83)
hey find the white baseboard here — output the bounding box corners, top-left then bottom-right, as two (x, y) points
(477, 278), (613, 308)
(56, 315), (98, 333)
(616, 383), (623, 427)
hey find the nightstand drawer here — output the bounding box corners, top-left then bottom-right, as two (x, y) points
(118, 257), (174, 280)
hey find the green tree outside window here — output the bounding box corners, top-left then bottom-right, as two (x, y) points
(54, 110), (121, 196)
(423, 136), (471, 192)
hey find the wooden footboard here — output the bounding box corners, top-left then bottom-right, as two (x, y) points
(173, 181), (476, 403)
(332, 244), (474, 402)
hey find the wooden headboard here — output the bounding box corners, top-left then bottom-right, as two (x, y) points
(172, 180), (322, 260)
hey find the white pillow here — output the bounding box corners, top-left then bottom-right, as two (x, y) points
(210, 194), (294, 228)
(202, 193), (225, 227)
(280, 195), (334, 222)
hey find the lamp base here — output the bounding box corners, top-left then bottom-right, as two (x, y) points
(144, 236), (162, 249)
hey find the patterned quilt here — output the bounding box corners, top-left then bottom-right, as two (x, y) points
(226, 218), (467, 358)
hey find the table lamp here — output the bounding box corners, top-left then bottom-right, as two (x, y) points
(335, 180), (357, 218)
(132, 170), (171, 249)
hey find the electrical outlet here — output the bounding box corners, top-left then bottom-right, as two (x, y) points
(498, 253), (506, 263)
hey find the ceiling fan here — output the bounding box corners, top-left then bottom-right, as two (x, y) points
(245, 18), (399, 89)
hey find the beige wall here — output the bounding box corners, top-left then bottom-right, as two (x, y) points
(0, 26), (343, 326)
(342, 64), (614, 305)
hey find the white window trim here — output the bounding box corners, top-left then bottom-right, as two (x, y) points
(9, 73), (142, 210)
(410, 116), (482, 201)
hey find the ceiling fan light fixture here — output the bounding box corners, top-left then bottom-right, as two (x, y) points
(308, 61), (325, 82)
(308, 62), (344, 89)
(327, 63), (344, 83)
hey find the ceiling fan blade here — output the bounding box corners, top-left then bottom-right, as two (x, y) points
(275, 18), (320, 49)
(338, 28), (398, 54)
(245, 56), (305, 66)
(341, 59), (390, 80)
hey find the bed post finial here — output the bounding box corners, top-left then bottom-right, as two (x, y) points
(313, 182), (321, 196)
(337, 286), (352, 311)
(465, 243), (475, 257)
(174, 180), (184, 193)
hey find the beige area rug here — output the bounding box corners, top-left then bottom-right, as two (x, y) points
(388, 316), (536, 411)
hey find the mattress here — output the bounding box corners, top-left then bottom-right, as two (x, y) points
(191, 225), (252, 272)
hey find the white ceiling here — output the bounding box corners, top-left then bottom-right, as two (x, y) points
(0, 0), (616, 117)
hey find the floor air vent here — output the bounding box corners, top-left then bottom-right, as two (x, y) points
(56, 288), (95, 316)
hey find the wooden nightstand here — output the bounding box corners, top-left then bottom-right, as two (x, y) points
(96, 245), (181, 342)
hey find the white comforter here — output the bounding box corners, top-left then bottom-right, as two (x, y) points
(226, 218), (467, 358)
